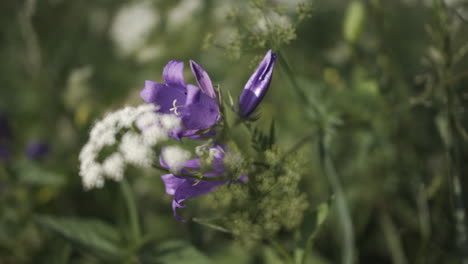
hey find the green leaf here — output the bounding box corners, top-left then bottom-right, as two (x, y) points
(36, 215), (124, 260)
(315, 203), (329, 229)
(15, 160), (65, 187)
(263, 246), (284, 264)
(300, 202), (330, 264)
(156, 240), (212, 264)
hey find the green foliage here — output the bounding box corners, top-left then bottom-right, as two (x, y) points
(35, 215), (124, 261)
(199, 148), (309, 250)
(1, 0), (468, 263)
(155, 240), (212, 264)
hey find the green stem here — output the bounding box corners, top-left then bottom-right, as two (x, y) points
(278, 51), (320, 117)
(121, 180), (141, 247)
(319, 136), (355, 264)
(269, 239), (294, 264)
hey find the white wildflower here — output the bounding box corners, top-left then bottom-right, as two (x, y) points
(102, 153), (125, 181)
(82, 163), (104, 190)
(167, 0), (202, 30)
(160, 114), (182, 131)
(162, 146), (191, 173)
(110, 1), (159, 56)
(79, 103), (181, 189)
(120, 132), (154, 167)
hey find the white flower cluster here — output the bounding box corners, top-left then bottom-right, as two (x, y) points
(162, 146), (191, 173)
(79, 104), (181, 190)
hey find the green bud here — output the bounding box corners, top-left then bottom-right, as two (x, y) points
(343, 0), (366, 43)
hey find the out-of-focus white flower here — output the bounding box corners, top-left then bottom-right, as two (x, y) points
(255, 12), (292, 34)
(63, 66), (93, 109)
(162, 146), (191, 173)
(120, 132), (154, 167)
(102, 153), (125, 181)
(110, 1), (159, 56)
(167, 0), (202, 30)
(79, 104), (181, 190)
(136, 45), (164, 64)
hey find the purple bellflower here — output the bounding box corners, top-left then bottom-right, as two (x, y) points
(141, 60), (220, 139)
(160, 145), (246, 221)
(239, 50), (277, 118)
(26, 141), (49, 161)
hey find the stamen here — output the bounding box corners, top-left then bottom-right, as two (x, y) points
(169, 99), (184, 116)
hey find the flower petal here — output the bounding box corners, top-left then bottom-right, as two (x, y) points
(180, 101), (219, 130)
(141, 80), (187, 113)
(185, 84), (201, 106)
(172, 200), (186, 221)
(163, 60), (186, 86)
(173, 179), (227, 208)
(190, 60), (216, 99)
(161, 174), (186, 195)
(239, 50), (277, 117)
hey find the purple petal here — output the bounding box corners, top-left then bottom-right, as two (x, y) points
(173, 179), (227, 208)
(160, 153), (200, 172)
(141, 80), (187, 114)
(239, 50), (277, 117)
(163, 60), (185, 86)
(182, 159), (201, 170)
(190, 60), (216, 99)
(185, 84), (201, 106)
(161, 174), (186, 195)
(172, 200), (186, 221)
(180, 102), (219, 130)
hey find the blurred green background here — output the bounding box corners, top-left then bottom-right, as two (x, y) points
(1, 0), (468, 263)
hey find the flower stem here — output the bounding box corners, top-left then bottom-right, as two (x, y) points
(269, 238), (294, 264)
(319, 134), (355, 264)
(277, 51), (320, 117)
(121, 179), (141, 247)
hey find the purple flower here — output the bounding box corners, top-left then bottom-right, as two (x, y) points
(239, 50), (277, 118)
(26, 141), (49, 161)
(140, 60), (220, 139)
(160, 145), (246, 221)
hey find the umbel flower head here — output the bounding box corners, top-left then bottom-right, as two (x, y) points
(239, 50), (277, 118)
(140, 60), (220, 139)
(160, 144), (246, 221)
(79, 104), (181, 189)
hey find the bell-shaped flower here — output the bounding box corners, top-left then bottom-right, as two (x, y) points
(238, 50), (277, 118)
(140, 60), (219, 139)
(160, 145), (246, 221)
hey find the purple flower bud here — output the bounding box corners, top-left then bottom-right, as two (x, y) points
(26, 141), (49, 161)
(239, 50), (277, 118)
